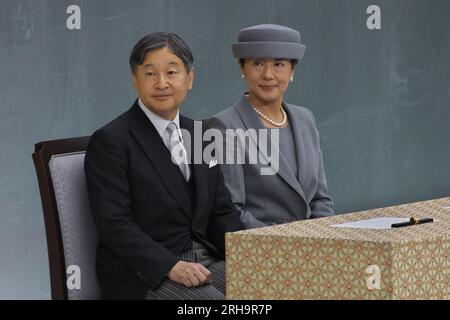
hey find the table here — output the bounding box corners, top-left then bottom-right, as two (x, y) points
(225, 197), (450, 299)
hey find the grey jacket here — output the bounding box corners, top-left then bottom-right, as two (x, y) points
(207, 95), (334, 229)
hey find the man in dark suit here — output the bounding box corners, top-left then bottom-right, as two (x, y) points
(84, 32), (244, 300)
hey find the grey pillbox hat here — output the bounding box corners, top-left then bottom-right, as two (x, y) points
(231, 24), (306, 60)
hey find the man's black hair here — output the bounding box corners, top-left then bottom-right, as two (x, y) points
(129, 32), (193, 74)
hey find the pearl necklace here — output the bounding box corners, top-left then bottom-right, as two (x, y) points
(252, 105), (287, 127)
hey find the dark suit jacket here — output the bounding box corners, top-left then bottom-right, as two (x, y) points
(84, 100), (244, 299)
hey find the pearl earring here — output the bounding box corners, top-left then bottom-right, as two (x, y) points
(290, 76), (294, 82)
(241, 74), (245, 79)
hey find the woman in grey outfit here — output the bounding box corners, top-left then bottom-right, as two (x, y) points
(208, 24), (334, 229)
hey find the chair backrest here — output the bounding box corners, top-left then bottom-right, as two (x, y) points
(32, 136), (102, 300)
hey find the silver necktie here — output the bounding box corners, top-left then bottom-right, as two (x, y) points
(165, 122), (191, 181)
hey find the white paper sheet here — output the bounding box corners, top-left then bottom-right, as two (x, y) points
(330, 217), (410, 230)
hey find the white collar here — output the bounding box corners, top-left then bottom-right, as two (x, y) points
(137, 98), (180, 138)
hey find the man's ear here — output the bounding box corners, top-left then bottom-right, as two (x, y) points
(187, 68), (195, 90)
(131, 72), (138, 90)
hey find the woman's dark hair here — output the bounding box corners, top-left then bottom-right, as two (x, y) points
(129, 32), (193, 74)
(239, 58), (298, 69)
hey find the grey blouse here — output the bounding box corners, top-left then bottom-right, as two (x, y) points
(274, 124), (298, 179)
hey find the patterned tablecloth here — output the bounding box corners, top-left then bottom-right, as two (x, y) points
(225, 197), (450, 299)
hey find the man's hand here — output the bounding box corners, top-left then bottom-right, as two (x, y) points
(168, 261), (212, 287)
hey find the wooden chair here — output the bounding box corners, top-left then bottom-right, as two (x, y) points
(32, 136), (101, 299)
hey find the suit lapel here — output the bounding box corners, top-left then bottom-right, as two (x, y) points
(284, 104), (309, 190)
(128, 103), (191, 216)
(234, 95), (307, 202)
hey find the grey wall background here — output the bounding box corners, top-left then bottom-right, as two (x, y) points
(0, 0), (449, 299)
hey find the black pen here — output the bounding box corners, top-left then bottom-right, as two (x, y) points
(391, 217), (434, 228)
